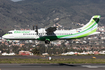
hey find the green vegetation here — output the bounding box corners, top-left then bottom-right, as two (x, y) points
(0, 58), (105, 64)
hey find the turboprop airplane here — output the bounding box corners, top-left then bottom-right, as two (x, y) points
(2, 15), (101, 44)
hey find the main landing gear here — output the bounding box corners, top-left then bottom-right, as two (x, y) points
(45, 39), (50, 44)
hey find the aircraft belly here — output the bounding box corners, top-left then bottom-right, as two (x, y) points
(38, 35), (58, 41)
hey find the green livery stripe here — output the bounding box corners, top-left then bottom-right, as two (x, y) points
(37, 36), (58, 41)
(84, 15), (100, 30)
(57, 21), (97, 38)
(69, 28), (97, 39)
(84, 19), (95, 30)
(38, 22), (97, 41)
(37, 15), (100, 41)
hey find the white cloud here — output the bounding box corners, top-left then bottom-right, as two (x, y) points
(11, 0), (23, 2)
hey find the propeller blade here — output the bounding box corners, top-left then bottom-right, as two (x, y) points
(33, 25), (35, 30)
(35, 25), (38, 35)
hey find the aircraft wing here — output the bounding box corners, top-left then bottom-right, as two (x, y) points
(45, 27), (57, 34)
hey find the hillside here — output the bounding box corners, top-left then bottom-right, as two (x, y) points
(0, 0), (105, 34)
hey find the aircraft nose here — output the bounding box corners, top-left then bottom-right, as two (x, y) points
(2, 36), (5, 39)
(2, 35), (6, 39)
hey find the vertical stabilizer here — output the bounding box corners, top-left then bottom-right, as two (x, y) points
(81, 15), (100, 31)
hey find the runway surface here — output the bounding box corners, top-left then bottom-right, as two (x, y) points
(0, 64), (105, 70)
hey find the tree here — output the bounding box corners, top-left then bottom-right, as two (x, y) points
(32, 48), (40, 55)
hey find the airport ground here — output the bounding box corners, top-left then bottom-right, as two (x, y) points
(0, 55), (105, 70)
(0, 55), (105, 64)
(0, 55), (105, 59)
(0, 64), (105, 70)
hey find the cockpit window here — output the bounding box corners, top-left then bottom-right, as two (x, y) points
(7, 32), (12, 34)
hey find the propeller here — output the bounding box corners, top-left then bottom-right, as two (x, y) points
(33, 25), (38, 35)
(35, 25), (38, 35)
(33, 25), (35, 30)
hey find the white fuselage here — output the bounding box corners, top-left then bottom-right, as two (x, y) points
(2, 28), (79, 40)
